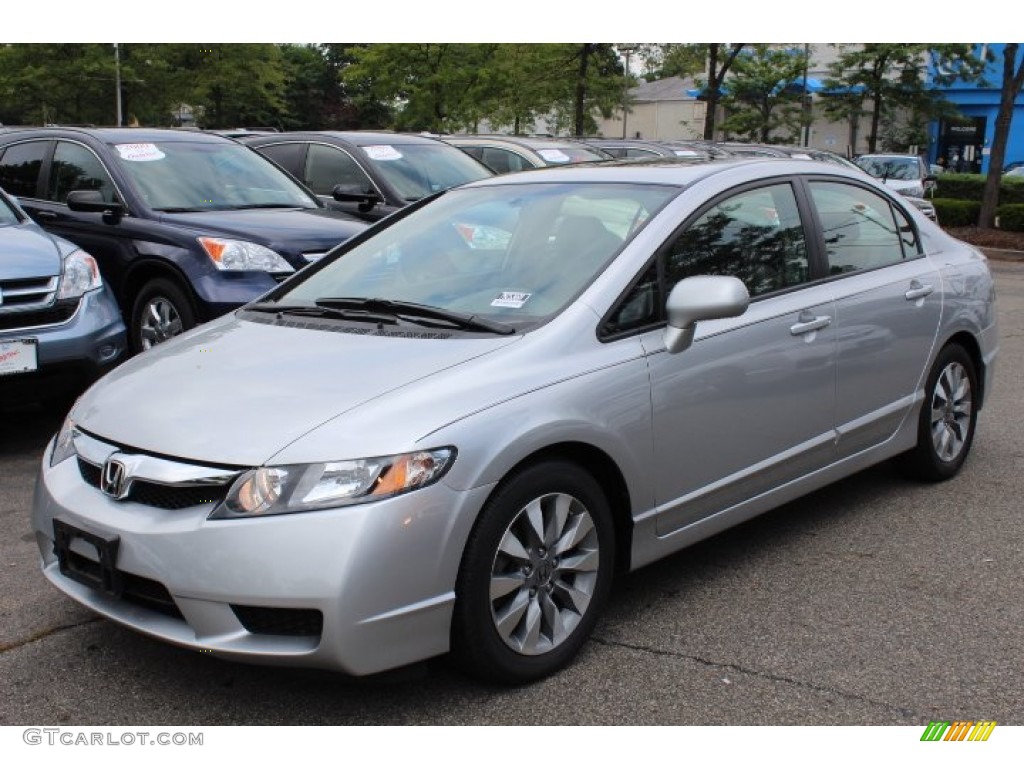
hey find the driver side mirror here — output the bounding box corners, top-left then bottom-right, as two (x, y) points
(663, 276), (750, 354)
(66, 190), (125, 224)
(332, 184), (383, 213)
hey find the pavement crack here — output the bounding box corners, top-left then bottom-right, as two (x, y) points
(0, 617), (101, 654)
(592, 635), (920, 718)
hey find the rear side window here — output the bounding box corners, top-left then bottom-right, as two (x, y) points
(810, 182), (907, 273)
(0, 141), (48, 198)
(48, 142), (117, 203)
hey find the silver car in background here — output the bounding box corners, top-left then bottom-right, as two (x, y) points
(33, 158), (998, 683)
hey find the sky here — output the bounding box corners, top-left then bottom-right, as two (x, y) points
(7, 2), (967, 44)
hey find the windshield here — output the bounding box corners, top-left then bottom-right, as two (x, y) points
(0, 193), (20, 225)
(111, 141), (319, 211)
(856, 156), (923, 181)
(361, 142), (492, 201)
(534, 146), (609, 165)
(275, 182), (679, 329)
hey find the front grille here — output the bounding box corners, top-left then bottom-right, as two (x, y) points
(77, 457), (231, 510)
(231, 605), (324, 637)
(0, 275), (58, 308)
(0, 298), (79, 331)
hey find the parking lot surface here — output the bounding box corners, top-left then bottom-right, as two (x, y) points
(1, 260), (1022, 726)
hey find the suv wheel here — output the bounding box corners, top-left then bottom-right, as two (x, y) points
(130, 278), (196, 352)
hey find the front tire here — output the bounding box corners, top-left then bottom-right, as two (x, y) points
(130, 278), (196, 353)
(451, 461), (615, 684)
(896, 343), (978, 481)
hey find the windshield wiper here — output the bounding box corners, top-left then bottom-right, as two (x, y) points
(245, 302), (397, 325)
(231, 203), (304, 210)
(316, 297), (516, 335)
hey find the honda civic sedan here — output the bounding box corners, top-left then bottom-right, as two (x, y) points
(33, 158), (998, 683)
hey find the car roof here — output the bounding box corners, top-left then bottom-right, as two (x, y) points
(243, 131), (450, 148)
(456, 156), (867, 190)
(0, 126), (235, 144)
(446, 135), (597, 150)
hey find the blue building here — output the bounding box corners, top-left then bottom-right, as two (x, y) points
(928, 43), (1024, 174)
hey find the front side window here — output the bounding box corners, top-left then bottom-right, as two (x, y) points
(664, 183), (810, 298)
(306, 144), (373, 195)
(48, 142), (116, 203)
(276, 182), (679, 329)
(111, 141), (318, 212)
(0, 141), (48, 199)
(480, 147), (532, 175)
(809, 182), (907, 273)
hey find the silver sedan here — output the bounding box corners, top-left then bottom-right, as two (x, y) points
(32, 158), (998, 683)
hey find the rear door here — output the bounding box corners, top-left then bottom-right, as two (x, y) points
(806, 180), (941, 458)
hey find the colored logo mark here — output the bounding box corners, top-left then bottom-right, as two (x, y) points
(921, 721), (996, 742)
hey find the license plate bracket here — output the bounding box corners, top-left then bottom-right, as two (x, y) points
(0, 338), (39, 376)
(53, 518), (122, 597)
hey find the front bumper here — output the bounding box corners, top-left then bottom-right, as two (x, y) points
(0, 287), (126, 403)
(33, 440), (493, 676)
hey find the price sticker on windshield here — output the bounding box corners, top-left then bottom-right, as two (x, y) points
(364, 145), (403, 161)
(115, 143), (166, 162)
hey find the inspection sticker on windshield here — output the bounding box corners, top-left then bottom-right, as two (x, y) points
(364, 145), (403, 161)
(491, 291), (531, 309)
(115, 143), (166, 162)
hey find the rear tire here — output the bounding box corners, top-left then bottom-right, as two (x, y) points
(896, 344), (978, 481)
(451, 461), (615, 684)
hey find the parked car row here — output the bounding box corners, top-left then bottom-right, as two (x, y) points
(3, 127), (956, 411)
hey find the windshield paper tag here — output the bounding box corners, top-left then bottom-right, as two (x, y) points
(491, 291), (531, 309)
(364, 145), (403, 161)
(537, 149), (570, 163)
(115, 143), (166, 162)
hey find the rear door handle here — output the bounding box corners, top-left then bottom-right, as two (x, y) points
(790, 311), (832, 336)
(34, 211), (58, 221)
(905, 282), (934, 301)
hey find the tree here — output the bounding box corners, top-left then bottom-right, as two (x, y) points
(979, 44), (1024, 228)
(718, 46), (808, 143)
(824, 44), (985, 153)
(701, 44), (746, 140)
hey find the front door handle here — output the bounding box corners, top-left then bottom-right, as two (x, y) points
(790, 311), (832, 336)
(34, 210), (58, 221)
(905, 281), (934, 301)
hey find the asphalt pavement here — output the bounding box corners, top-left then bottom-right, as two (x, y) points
(1, 260), (1022, 726)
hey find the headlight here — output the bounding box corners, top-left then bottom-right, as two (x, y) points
(50, 414), (79, 467)
(210, 447), (457, 519)
(198, 237), (295, 273)
(57, 250), (102, 299)
(899, 185), (926, 199)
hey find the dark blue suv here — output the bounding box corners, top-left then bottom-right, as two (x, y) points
(0, 128), (367, 350)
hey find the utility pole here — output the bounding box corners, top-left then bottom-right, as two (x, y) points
(114, 43), (123, 127)
(620, 44), (638, 139)
(801, 43), (811, 147)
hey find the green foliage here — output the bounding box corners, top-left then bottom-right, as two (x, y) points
(823, 44), (986, 153)
(995, 203), (1024, 231)
(935, 173), (1024, 204)
(932, 198), (982, 226)
(718, 45), (808, 143)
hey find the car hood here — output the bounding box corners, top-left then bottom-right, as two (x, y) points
(0, 222), (66, 278)
(157, 208), (368, 255)
(881, 178), (924, 194)
(72, 314), (521, 466)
